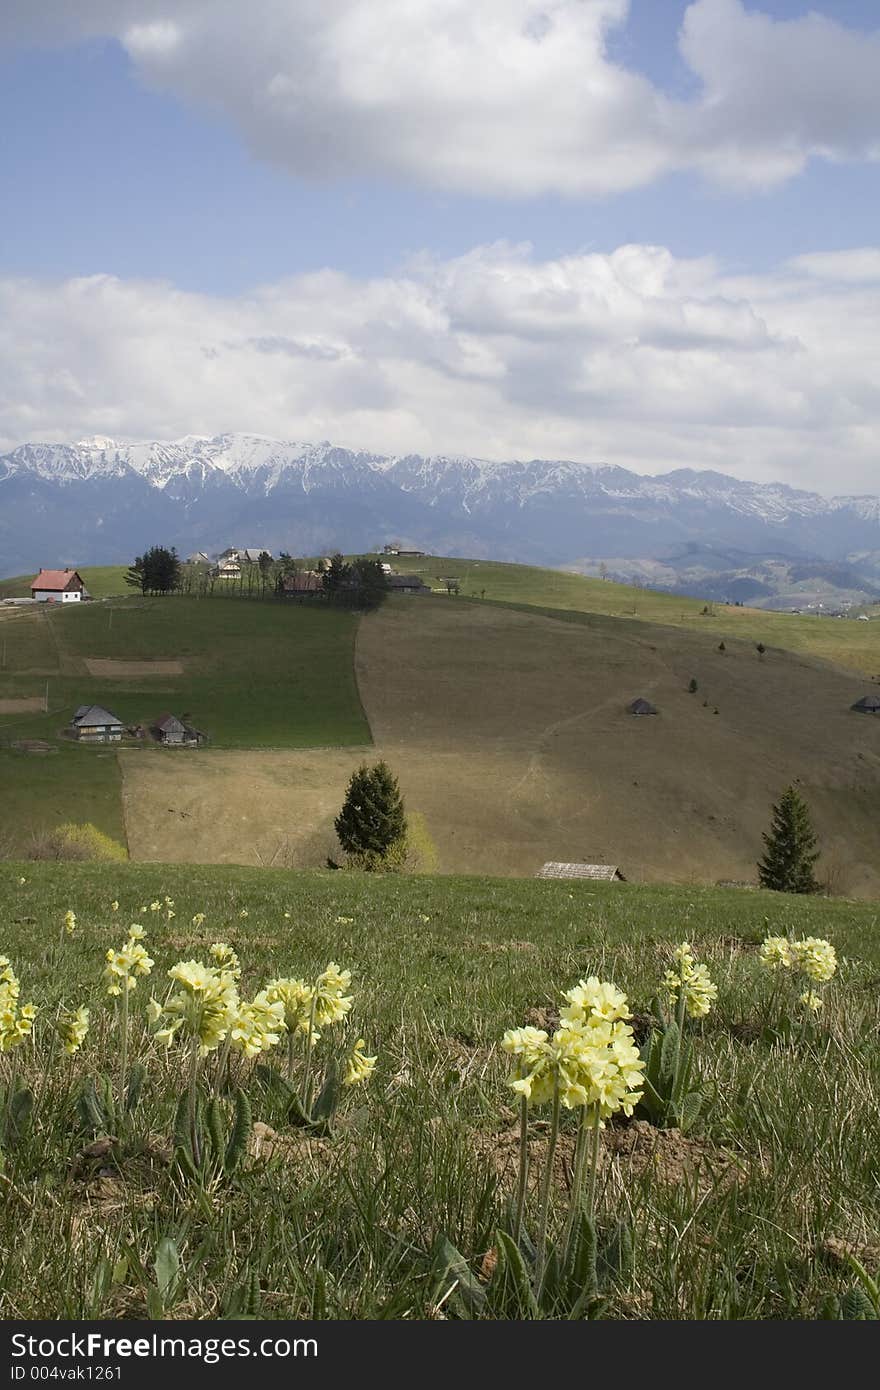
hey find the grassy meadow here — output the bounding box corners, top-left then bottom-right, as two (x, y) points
(0, 862), (878, 1319)
(0, 596), (370, 854)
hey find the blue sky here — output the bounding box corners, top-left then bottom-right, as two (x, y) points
(1, 1), (879, 493)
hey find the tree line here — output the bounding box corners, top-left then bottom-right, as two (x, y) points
(125, 547), (390, 608)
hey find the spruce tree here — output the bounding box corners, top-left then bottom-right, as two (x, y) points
(334, 761), (407, 870)
(757, 786), (820, 893)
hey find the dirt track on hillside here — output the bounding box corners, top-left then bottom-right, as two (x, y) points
(86, 659), (184, 677)
(119, 598), (880, 894)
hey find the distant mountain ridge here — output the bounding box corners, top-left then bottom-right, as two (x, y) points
(2, 433), (880, 606)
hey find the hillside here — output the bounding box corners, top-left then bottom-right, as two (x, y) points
(2, 572), (878, 892)
(1, 860), (878, 1319)
(0, 565), (128, 600)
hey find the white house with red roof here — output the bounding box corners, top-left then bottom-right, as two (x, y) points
(30, 568), (86, 603)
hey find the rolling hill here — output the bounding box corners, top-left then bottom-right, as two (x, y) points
(2, 567), (878, 894)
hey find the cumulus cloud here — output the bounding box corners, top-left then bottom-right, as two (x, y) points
(2, 242), (879, 492)
(2, 1), (880, 195)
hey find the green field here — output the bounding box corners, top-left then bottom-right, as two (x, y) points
(0, 596), (370, 853)
(1, 862), (877, 1319)
(0, 566), (129, 600)
(393, 556), (880, 677)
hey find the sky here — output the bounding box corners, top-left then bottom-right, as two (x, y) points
(1, 0), (879, 494)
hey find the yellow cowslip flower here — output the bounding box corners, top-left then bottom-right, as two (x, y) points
(56, 1005), (90, 1056)
(343, 1038), (377, 1086)
(313, 963), (354, 1028)
(663, 943), (718, 1019)
(209, 942), (241, 980)
(264, 977), (315, 1034)
(239, 909), (249, 919)
(800, 990), (824, 1013)
(790, 937), (837, 983)
(18, 877), (26, 886)
(165, 897), (174, 907)
(503, 989), (644, 1119)
(229, 990), (286, 1058)
(418, 914), (431, 924)
(561, 976), (630, 1024)
(192, 912), (206, 928)
(150, 901), (161, 912)
(110, 901), (119, 912)
(759, 936), (794, 970)
(140, 905), (148, 913)
(103, 931), (154, 996)
(150, 958), (240, 1055)
(335, 916), (354, 925)
(283, 911), (291, 919)
(0, 957), (37, 1052)
(63, 910), (76, 936)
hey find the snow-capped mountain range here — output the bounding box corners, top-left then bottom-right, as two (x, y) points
(2, 433), (880, 602)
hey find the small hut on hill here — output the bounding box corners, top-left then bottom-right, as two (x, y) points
(537, 863), (626, 882)
(851, 694), (880, 715)
(628, 698), (658, 716)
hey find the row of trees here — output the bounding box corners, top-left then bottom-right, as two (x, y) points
(124, 546), (390, 608)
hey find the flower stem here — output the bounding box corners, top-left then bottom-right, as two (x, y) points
(299, 993), (319, 1112)
(585, 1107), (602, 1222)
(188, 1041), (201, 1169)
(119, 988), (129, 1121)
(513, 1095), (529, 1248)
(535, 1076), (561, 1290)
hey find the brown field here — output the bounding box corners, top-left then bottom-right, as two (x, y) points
(0, 697), (45, 713)
(120, 598), (880, 894)
(85, 658), (185, 677)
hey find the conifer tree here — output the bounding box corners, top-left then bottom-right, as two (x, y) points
(757, 785), (820, 893)
(334, 762), (407, 870)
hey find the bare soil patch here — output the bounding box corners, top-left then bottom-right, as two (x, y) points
(0, 697), (45, 713)
(85, 658), (184, 678)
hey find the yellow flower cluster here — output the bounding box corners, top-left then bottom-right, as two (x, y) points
(103, 925), (154, 996)
(759, 935), (837, 983)
(800, 991), (823, 1014)
(502, 977), (644, 1119)
(229, 990), (286, 1058)
(149, 958), (241, 1055)
(63, 910), (76, 937)
(662, 943), (718, 1019)
(56, 1005), (90, 1056)
(0, 956), (37, 1052)
(209, 942), (241, 979)
(343, 1037), (377, 1086)
(265, 963), (353, 1043)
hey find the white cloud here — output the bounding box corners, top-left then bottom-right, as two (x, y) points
(2, 241), (879, 493)
(2, 1), (880, 196)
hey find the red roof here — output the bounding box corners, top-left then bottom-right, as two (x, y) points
(30, 568), (84, 592)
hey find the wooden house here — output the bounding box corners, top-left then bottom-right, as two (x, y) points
(537, 863), (626, 882)
(69, 704), (123, 742)
(151, 713), (206, 745)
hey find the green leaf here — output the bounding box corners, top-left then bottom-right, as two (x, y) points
(124, 1063), (146, 1114)
(489, 1231), (538, 1318)
(429, 1236), (486, 1317)
(224, 1088), (252, 1173)
(312, 1062), (339, 1124)
(154, 1237), (180, 1302)
(659, 1022), (680, 1083)
(677, 1088), (704, 1134)
(570, 1212), (598, 1300)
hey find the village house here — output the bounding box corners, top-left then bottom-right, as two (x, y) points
(386, 574), (430, 595)
(281, 572), (324, 598)
(69, 704), (124, 743)
(31, 568), (87, 603)
(150, 712), (206, 745)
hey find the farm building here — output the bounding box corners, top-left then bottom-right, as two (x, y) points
(150, 713), (206, 745)
(186, 551), (212, 566)
(282, 572), (324, 597)
(628, 698), (658, 716)
(31, 568), (86, 603)
(216, 557), (242, 580)
(69, 704), (123, 742)
(537, 863), (627, 881)
(387, 574), (429, 594)
(851, 694), (880, 714)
